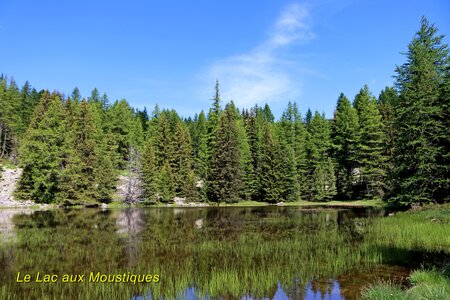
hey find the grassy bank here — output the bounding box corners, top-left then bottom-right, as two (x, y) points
(362, 204), (450, 299)
(105, 198), (384, 209)
(363, 267), (450, 300)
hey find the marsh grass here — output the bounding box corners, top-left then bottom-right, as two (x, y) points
(362, 267), (450, 300)
(1, 205), (449, 299)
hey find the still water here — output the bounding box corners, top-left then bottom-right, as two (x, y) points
(0, 207), (412, 299)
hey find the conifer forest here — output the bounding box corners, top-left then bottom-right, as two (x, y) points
(0, 17), (448, 209)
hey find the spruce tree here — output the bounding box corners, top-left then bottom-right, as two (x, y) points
(170, 121), (197, 200)
(391, 17), (449, 206)
(378, 87), (398, 179)
(306, 112), (336, 201)
(236, 117), (255, 200)
(58, 100), (114, 204)
(243, 105), (264, 200)
(208, 103), (242, 203)
(16, 92), (65, 203)
(331, 93), (360, 199)
(353, 85), (386, 198)
(141, 141), (158, 203)
(259, 121), (282, 203)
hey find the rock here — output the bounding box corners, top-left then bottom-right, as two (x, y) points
(0, 167), (32, 207)
(195, 218), (203, 229)
(276, 202), (285, 206)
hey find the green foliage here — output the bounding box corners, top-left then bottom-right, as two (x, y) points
(0, 77), (40, 163)
(363, 268), (450, 300)
(141, 141), (158, 203)
(208, 103), (242, 203)
(4, 17), (450, 206)
(15, 92), (65, 203)
(305, 112), (336, 201)
(353, 85), (386, 198)
(378, 87), (398, 191)
(331, 93), (360, 199)
(58, 100), (115, 204)
(362, 282), (408, 300)
(390, 17), (450, 206)
(259, 122), (282, 203)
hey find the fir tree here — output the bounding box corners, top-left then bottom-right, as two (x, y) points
(208, 103), (242, 203)
(259, 121), (282, 203)
(378, 86), (398, 179)
(391, 17), (449, 206)
(353, 85), (386, 198)
(16, 92), (65, 203)
(141, 141), (158, 203)
(331, 93), (360, 199)
(306, 112), (336, 201)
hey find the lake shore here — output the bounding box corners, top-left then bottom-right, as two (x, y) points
(0, 198), (385, 209)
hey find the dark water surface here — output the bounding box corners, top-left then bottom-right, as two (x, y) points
(0, 207), (413, 299)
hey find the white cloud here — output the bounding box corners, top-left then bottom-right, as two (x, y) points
(202, 2), (314, 108)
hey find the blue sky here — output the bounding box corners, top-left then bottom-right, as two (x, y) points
(1, 0), (449, 119)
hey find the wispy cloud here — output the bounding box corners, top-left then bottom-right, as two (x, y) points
(202, 2), (314, 108)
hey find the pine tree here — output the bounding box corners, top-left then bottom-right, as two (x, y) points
(141, 141), (158, 203)
(106, 99), (139, 169)
(71, 87), (81, 102)
(208, 103), (242, 203)
(207, 80), (222, 151)
(58, 100), (114, 204)
(353, 85), (386, 198)
(193, 110), (209, 181)
(292, 103), (308, 199)
(259, 121), (282, 203)
(243, 105), (264, 200)
(391, 17), (449, 206)
(378, 87), (398, 179)
(276, 123), (299, 201)
(306, 112), (336, 201)
(331, 93), (360, 199)
(236, 117), (255, 200)
(158, 162), (175, 202)
(279, 102), (303, 201)
(16, 92), (65, 203)
(170, 121), (197, 200)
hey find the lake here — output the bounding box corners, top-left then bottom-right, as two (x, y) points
(0, 207), (418, 299)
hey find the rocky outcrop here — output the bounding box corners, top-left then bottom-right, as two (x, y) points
(0, 167), (33, 207)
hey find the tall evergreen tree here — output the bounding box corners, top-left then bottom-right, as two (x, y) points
(305, 112), (336, 201)
(208, 103), (242, 203)
(16, 92), (65, 203)
(243, 105), (264, 200)
(391, 17), (449, 206)
(170, 121), (197, 200)
(331, 93), (360, 199)
(378, 86), (398, 179)
(59, 100), (114, 204)
(236, 116), (255, 200)
(141, 141), (158, 204)
(259, 122), (282, 203)
(353, 85), (386, 198)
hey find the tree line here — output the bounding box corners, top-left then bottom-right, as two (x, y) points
(0, 17), (448, 207)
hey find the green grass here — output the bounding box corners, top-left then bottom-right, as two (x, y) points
(366, 204), (450, 252)
(362, 282), (408, 300)
(218, 200), (267, 207)
(363, 267), (450, 300)
(284, 199), (384, 207)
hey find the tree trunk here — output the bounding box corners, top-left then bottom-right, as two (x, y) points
(1, 129), (8, 159)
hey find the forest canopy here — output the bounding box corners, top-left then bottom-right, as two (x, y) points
(0, 17), (448, 208)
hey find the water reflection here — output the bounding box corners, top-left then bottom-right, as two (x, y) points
(0, 206), (409, 299)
